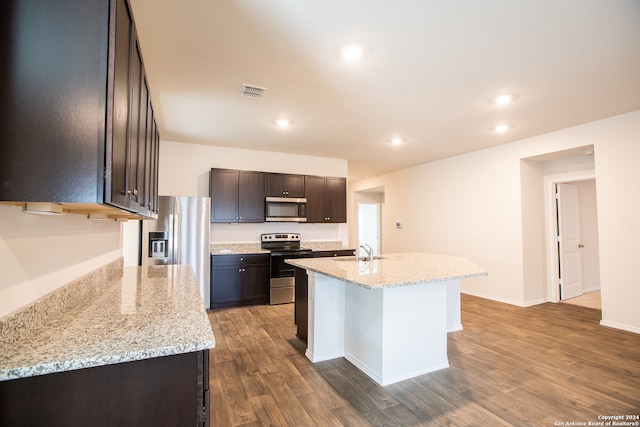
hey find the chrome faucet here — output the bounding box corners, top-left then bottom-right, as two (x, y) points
(359, 244), (373, 261)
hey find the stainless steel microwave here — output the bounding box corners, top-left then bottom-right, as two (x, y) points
(265, 197), (307, 222)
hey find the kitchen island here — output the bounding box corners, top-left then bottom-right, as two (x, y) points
(0, 263), (215, 427)
(287, 253), (486, 386)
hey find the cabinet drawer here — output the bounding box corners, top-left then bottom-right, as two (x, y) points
(313, 249), (355, 258)
(212, 254), (269, 267)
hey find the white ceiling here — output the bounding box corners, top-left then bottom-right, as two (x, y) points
(129, 0), (640, 180)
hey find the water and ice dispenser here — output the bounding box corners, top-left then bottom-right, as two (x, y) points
(148, 231), (168, 259)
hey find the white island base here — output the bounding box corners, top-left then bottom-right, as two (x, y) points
(306, 271), (461, 386)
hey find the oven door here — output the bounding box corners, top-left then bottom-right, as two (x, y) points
(269, 251), (312, 304)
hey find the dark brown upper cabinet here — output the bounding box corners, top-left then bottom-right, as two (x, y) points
(0, 0), (159, 219)
(305, 176), (347, 223)
(210, 169), (265, 223)
(265, 173), (305, 198)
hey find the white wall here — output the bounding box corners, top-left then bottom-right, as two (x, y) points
(520, 159), (546, 304)
(350, 110), (640, 333)
(591, 122), (640, 333)
(158, 140), (349, 245)
(159, 141), (348, 197)
(0, 204), (121, 317)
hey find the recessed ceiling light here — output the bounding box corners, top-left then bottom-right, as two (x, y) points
(390, 137), (403, 145)
(341, 44), (364, 62)
(494, 124), (510, 133)
(275, 118), (291, 128)
(493, 94), (513, 105)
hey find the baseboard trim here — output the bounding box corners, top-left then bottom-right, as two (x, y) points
(461, 290), (527, 307)
(599, 320), (640, 335)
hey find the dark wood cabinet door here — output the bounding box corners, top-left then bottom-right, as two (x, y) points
(0, 0), (109, 203)
(211, 264), (242, 308)
(304, 176), (346, 223)
(0, 351), (206, 427)
(197, 350), (210, 427)
(141, 87), (154, 212)
(266, 173), (305, 197)
(242, 263), (269, 304)
(305, 175), (326, 223)
(210, 168), (239, 222)
(108, 0), (134, 209)
(238, 170), (265, 222)
(324, 177), (347, 223)
(211, 254), (269, 308)
(284, 174), (305, 197)
(294, 267), (309, 340)
(126, 37), (144, 211)
(151, 123), (160, 213)
(265, 173), (285, 197)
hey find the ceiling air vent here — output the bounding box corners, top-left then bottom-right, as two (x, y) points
(240, 84), (266, 99)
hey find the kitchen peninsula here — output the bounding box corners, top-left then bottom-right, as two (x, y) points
(0, 263), (215, 427)
(287, 253), (487, 386)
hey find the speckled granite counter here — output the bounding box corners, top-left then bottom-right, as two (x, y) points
(0, 264), (215, 381)
(210, 240), (346, 255)
(286, 252), (487, 289)
(210, 242), (268, 255)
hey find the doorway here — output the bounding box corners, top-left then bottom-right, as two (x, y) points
(358, 202), (381, 257)
(549, 178), (601, 308)
(353, 186), (384, 258)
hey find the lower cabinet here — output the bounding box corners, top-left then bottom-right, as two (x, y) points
(0, 350), (210, 427)
(294, 249), (355, 340)
(211, 254), (269, 309)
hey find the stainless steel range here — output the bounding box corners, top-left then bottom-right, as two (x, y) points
(261, 233), (312, 304)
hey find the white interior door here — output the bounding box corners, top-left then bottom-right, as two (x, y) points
(358, 203), (380, 256)
(557, 183), (583, 300)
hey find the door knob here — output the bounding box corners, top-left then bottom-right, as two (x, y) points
(578, 243), (584, 248)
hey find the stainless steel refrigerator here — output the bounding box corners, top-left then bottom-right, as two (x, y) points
(141, 196), (211, 309)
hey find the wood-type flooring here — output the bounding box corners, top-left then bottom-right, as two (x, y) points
(207, 294), (640, 426)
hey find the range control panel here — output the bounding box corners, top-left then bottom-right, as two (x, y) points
(261, 233), (301, 243)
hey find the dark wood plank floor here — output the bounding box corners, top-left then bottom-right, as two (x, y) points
(207, 294), (640, 426)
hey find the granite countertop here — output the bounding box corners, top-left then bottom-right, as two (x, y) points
(286, 252), (487, 289)
(210, 242), (269, 255)
(0, 265), (215, 381)
(210, 240), (349, 255)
